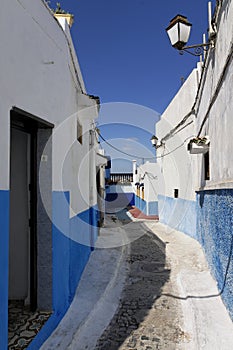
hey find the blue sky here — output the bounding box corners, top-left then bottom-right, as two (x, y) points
(49, 0), (216, 171)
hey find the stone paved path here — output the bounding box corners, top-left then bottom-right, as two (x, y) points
(95, 218), (188, 350)
(42, 212), (233, 350)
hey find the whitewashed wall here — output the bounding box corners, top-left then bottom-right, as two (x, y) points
(194, 0), (233, 320)
(0, 0), (98, 214)
(195, 0), (233, 190)
(0, 1), (101, 349)
(154, 64), (202, 235)
(133, 162), (163, 202)
(132, 161), (162, 215)
(156, 65), (201, 201)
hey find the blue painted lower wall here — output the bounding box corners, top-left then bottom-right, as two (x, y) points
(134, 195), (158, 216)
(196, 189), (233, 320)
(159, 190), (233, 321)
(0, 190), (9, 350)
(105, 192), (135, 212)
(148, 201), (158, 215)
(158, 195), (197, 239)
(135, 195), (146, 213)
(28, 191), (99, 350)
(105, 191), (158, 216)
(0, 188), (98, 350)
(3, 186), (232, 350)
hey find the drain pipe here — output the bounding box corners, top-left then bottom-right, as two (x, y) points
(208, 1), (215, 40)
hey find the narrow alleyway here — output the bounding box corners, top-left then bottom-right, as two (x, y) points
(95, 215), (182, 350)
(42, 210), (233, 350)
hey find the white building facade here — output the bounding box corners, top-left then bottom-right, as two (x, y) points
(132, 161), (163, 216)
(0, 1), (104, 349)
(156, 64), (202, 237)
(156, 0), (233, 320)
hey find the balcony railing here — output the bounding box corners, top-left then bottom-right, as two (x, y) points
(110, 173), (133, 183)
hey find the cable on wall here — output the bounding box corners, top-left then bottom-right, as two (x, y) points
(158, 0), (224, 143)
(98, 131), (194, 160)
(161, 110), (195, 143)
(98, 133), (153, 160)
(197, 41), (233, 136)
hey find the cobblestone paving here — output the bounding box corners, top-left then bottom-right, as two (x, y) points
(95, 220), (189, 350)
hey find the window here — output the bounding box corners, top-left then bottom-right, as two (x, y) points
(141, 187), (144, 201)
(204, 151), (210, 180)
(77, 120), (83, 144)
(106, 160), (111, 169)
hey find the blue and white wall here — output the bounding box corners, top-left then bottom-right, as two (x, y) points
(0, 1), (101, 349)
(132, 161), (163, 216)
(194, 0), (233, 320)
(155, 0), (233, 321)
(156, 64), (201, 237)
(105, 184), (135, 213)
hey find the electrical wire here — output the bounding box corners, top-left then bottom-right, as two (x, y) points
(144, 172), (158, 180)
(98, 132), (154, 160)
(157, 136), (194, 158)
(159, 0), (228, 142)
(161, 110), (195, 143)
(172, 120), (194, 137)
(98, 132), (194, 160)
(197, 40), (233, 136)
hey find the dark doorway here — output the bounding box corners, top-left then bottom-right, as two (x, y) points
(9, 122), (37, 310)
(9, 107), (54, 310)
(8, 107), (54, 347)
(204, 151), (210, 181)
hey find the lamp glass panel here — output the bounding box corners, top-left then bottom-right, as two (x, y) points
(179, 22), (191, 44)
(167, 23), (179, 46)
(151, 138), (157, 145)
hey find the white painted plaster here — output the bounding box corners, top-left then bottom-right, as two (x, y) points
(155, 67), (200, 201)
(42, 219), (233, 350)
(0, 0), (100, 218)
(195, 0), (233, 187)
(145, 221), (233, 350)
(133, 162), (164, 202)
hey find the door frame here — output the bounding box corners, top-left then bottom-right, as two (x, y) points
(10, 107), (54, 311)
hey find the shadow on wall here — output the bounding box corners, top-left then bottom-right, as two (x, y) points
(222, 0), (231, 21)
(95, 220), (170, 349)
(105, 193), (135, 213)
(198, 191), (205, 208)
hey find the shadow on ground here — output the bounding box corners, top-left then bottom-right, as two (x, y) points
(95, 208), (170, 350)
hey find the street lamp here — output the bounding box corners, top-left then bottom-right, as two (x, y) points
(166, 15), (192, 50)
(166, 14), (214, 56)
(150, 135), (158, 147)
(151, 135), (164, 149)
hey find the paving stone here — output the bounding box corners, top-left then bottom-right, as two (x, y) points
(141, 335), (149, 340)
(152, 337), (160, 342)
(94, 214), (186, 350)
